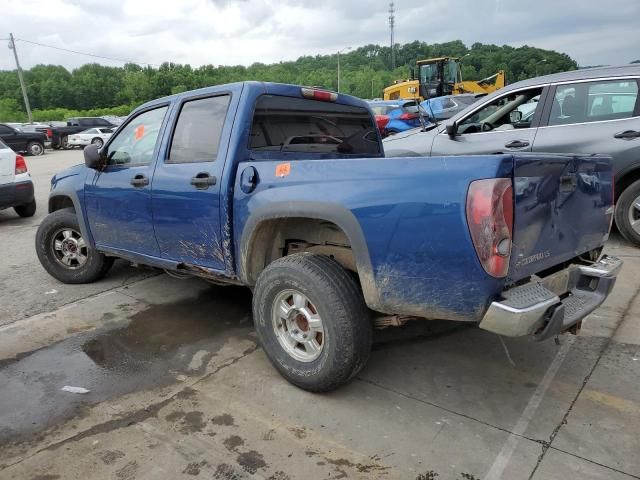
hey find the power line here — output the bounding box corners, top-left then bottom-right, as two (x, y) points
(14, 37), (160, 67)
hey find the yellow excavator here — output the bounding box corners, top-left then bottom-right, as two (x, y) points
(383, 56), (505, 101)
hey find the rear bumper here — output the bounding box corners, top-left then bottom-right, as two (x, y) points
(479, 255), (622, 340)
(0, 180), (35, 209)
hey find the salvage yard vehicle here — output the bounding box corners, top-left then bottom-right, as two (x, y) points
(50, 117), (116, 149)
(0, 138), (36, 217)
(67, 128), (114, 149)
(35, 82), (621, 392)
(0, 123), (47, 156)
(384, 65), (640, 246)
(368, 99), (426, 136)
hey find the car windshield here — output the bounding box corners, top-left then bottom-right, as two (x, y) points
(369, 104), (399, 115)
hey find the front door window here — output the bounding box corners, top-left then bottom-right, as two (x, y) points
(457, 88), (543, 134)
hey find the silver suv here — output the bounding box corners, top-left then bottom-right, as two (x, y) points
(384, 65), (640, 246)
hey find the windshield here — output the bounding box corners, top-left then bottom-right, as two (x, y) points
(419, 63), (437, 85)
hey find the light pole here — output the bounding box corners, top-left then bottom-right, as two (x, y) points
(536, 58), (547, 77)
(337, 47), (351, 93)
(8, 33), (32, 123)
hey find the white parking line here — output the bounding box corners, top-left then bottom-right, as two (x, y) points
(484, 336), (575, 480)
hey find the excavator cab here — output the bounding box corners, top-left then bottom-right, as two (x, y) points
(417, 57), (462, 99)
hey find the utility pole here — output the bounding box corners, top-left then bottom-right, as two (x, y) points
(8, 33), (32, 123)
(389, 2), (395, 70)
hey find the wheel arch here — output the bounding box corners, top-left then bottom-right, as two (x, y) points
(239, 202), (379, 308)
(48, 194), (96, 248)
(615, 165), (640, 202)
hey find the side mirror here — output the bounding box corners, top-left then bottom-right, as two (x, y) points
(446, 122), (458, 137)
(509, 110), (523, 123)
(84, 144), (104, 169)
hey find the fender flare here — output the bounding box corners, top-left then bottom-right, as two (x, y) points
(239, 201), (380, 309)
(48, 193), (95, 248)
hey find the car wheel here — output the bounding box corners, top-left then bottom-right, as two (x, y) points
(253, 253), (372, 392)
(27, 141), (44, 156)
(615, 178), (640, 247)
(91, 138), (104, 149)
(35, 208), (114, 284)
(61, 135), (69, 149)
(14, 199), (36, 217)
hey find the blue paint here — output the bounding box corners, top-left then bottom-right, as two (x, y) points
(47, 82), (614, 322)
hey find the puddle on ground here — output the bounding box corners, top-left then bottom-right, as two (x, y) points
(0, 285), (253, 445)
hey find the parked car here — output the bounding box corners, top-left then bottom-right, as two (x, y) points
(0, 123), (47, 156)
(50, 117), (116, 149)
(67, 128), (114, 149)
(36, 82), (620, 392)
(19, 123), (53, 148)
(0, 138), (36, 217)
(368, 100), (426, 136)
(384, 64), (640, 246)
(421, 93), (483, 121)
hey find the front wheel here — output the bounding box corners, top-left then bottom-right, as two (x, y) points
(615, 179), (640, 247)
(253, 253), (372, 392)
(35, 208), (114, 284)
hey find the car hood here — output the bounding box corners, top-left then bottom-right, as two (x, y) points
(383, 125), (441, 157)
(51, 163), (86, 188)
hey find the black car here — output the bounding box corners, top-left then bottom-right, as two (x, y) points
(0, 123), (47, 156)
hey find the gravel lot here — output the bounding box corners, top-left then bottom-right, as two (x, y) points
(1, 149), (639, 480)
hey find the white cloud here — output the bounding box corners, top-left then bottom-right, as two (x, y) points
(0, 0), (638, 70)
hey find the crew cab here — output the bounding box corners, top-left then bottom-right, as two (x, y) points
(36, 82), (621, 392)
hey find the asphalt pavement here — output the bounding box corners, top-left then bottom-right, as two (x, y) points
(0, 149), (639, 480)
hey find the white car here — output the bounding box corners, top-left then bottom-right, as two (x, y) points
(67, 128), (114, 149)
(0, 138), (36, 217)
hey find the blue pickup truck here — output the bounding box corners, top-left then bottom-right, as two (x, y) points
(36, 82), (622, 392)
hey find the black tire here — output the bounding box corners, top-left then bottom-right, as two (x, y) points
(615, 179), (640, 247)
(60, 135), (69, 149)
(14, 199), (36, 217)
(253, 253), (372, 392)
(91, 138), (104, 148)
(35, 208), (114, 284)
(27, 141), (45, 156)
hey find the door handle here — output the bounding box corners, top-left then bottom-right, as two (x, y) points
(190, 172), (217, 189)
(614, 130), (640, 139)
(505, 140), (530, 149)
(130, 174), (149, 187)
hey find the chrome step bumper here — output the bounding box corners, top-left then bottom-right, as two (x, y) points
(479, 255), (622, 339)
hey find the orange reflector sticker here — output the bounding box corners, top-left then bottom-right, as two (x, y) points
(134, 125), (145, 140)
(275, 162), (291, 177)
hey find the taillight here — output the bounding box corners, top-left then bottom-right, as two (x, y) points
(46, 128), (53, 139)
(15, 155), (28, 175)
(466, 178), (513, 278)
(301, 87), (338, 102)
(399, 112), (419, 120)
(375, 115), (390, 131)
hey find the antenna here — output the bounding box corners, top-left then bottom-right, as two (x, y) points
(388, 2), (395, 70)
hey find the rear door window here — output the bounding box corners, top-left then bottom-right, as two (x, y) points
(250, 95), (381, 155)
(168, 95), (230, 164)
(549, 79), (639, 126)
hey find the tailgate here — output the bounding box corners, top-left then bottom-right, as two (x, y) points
(508, 154), (613, 283)
(0, 147), (14, 185)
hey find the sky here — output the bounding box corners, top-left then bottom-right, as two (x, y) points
(0, 0), (638, 71)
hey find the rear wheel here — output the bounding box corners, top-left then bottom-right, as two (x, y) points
(27, 141), (44, 156)
(14, 199), (36, 217)
(253, 253), (372, 392)
(615, 179), (640, 247)
(35, 208), (114, 284)
(60, 135), (69, 149)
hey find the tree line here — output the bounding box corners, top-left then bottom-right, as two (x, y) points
(0, 40), (579, 122)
